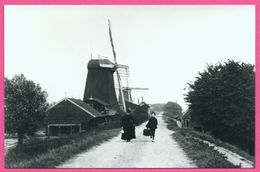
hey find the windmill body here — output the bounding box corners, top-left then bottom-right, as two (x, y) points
(45, 20), (150, 137)
(83, 59), (120, 111)
(84, 20), (149, 113)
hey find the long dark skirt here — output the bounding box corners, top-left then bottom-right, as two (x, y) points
(122, 126), (136, 141)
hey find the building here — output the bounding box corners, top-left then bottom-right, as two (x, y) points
(182, 108), (191, 128)
(181, 108), (203, 132)
(46, 98), (118, 136)
(83, 59), (119, 111)
(45, 59), (149, 136)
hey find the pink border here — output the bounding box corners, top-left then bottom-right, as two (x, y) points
(0, 0), (258, 172)
(0, 0), (258, 5)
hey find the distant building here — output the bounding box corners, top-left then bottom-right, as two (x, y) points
(126, 101), (149, 114)
(181, 108), (203, 132)
(182, 108), (191, 128)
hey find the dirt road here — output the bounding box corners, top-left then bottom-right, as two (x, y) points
(58, 112), (196, 168)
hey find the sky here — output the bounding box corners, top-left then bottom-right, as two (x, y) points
(4, 5), (255, 111)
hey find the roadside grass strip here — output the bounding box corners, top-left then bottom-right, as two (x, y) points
(188, 129), (255, 163)
(5, 128), (121, 168)
(171, 129), (238, 168)
(194, 138), (254, 168)
(165, 119), (240, 168)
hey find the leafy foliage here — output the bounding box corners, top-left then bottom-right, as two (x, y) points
(150, 103), (165, 112)
(185, 60), (255, 155)
(163, 101), (183, 119)
(5, 74), (49, 149)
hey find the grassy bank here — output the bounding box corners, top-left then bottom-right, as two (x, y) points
(165, 116), (254, 164)
(5, 128), (121, 168)
(164, 117), (239, 168)
(187, 129), (255, 163)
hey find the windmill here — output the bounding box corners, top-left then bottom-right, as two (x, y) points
(108, 19), (127, 112)
(114, 65), (149, 103)
(108, 20), (149, 106)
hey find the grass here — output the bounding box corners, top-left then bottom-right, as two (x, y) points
(5, 112), (148, 168)
(164, 117), (239, 168)
(5, 128), (121, 168)
(187, 129), (255, 163)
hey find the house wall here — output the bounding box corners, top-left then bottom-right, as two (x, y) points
(48, 125), (80, 136)
(182, 117), (204, 132)
(46, 100), (94, 130)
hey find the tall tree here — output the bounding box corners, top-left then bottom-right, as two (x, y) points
(163, 101), (183, 119)
(5, 74), (49, 151)
(185, 60), (255, 154)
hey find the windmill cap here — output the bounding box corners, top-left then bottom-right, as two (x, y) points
(88, 59), (115, 69)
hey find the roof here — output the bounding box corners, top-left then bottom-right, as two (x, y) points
(86, 97), (110, 106)
(182, 108), (191, 119)
(46, 97), (107, 118)
(68, 98), (105, 118)
(125, 101), (149, 113)
(139, 101), (149, 107)
(88, 59), (115, 69)
(48, 120), (82, 124)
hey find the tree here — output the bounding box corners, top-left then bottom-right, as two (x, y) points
(5, 74), (49, 151)
(150, 103), (165, 112)
(185, 60), (255, 154)
(163, 101), (183, 119)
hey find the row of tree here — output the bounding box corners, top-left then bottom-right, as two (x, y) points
(185, 60), (255, 155)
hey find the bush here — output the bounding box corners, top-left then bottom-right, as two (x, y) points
(163, 102), (182, 119)
(185, 60), (255, 155)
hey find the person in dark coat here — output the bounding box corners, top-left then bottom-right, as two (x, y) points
(120, 111), (136, 142)
(146, 112), (158, 141)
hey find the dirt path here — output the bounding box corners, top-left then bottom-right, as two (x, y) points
(58, 112), (196, 168)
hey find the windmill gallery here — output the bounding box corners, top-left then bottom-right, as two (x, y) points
(45, 21), (149, 136)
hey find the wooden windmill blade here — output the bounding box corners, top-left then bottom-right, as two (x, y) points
(108, 19), (127, 112)
(117, 64), (129, 69)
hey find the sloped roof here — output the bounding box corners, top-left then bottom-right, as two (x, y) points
(46, 97), (107, 118)
(139, 101), (149, 107)
(125, 101), (149, 113)
(182, 108), (191, 119)
(86, 97), (110, 106)
(68, 98), (105, 118)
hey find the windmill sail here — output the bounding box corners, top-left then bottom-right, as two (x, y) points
(108, 19), (127, 112)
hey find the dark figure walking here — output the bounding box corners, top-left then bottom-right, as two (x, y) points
(146, 112), (158, 141)
(120, 112), (136, 142)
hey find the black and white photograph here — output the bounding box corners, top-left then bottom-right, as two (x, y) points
(4, 5), (255, 168)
